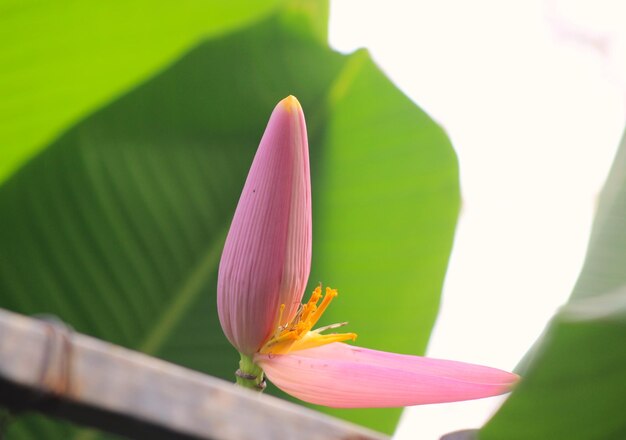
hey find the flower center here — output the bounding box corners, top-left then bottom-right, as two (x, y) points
(258, 285), (357, 355)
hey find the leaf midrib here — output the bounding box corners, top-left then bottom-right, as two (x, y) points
(139, 228), (227, 355)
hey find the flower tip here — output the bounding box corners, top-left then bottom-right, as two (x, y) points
(507, 372), (521, 389)
(280, 95), (302, 113)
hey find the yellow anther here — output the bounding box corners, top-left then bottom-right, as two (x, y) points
(259, 285), (357, 355)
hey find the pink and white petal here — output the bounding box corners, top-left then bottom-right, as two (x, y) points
(255, 343), (519, 408)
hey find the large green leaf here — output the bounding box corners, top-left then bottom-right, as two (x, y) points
(0, 6), (459, 438)
(0, 0), (281, 184)
(480, 130), (626, 439)
(308, 50), (459, 432)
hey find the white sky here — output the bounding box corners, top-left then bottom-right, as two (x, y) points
(328, 1), (626, 438)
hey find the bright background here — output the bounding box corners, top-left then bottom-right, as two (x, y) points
(329, 1), (626, 438)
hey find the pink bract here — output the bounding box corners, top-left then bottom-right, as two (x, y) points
(217, 96), (312, 356)
(256, 343), (519, 408)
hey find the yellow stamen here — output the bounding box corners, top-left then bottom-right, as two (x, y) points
(259, 285), (357, 355)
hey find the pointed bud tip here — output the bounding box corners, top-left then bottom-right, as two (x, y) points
(280, 95), (302, 113)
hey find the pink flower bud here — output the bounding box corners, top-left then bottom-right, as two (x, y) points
(217, 96), (312, 355)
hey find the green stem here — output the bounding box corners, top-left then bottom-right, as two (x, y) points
(235, 353), (265, 391)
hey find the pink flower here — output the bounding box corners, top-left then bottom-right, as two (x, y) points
(217, 96), (519, 407)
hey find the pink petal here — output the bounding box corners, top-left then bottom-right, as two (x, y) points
(218, 96), (312, 355)
(255, 343), (519, 408)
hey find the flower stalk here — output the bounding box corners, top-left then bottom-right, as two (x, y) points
(236, 354), (265, 391)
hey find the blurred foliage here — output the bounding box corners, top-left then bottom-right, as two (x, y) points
(0, 0), (459, 437)
(0, 0), (282, 184)
(481, 129), (626, 439)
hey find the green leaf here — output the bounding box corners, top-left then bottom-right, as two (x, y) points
(309, 50), (459, 432)
(0, 7), (458, 437)
(277, 0), (330, 44)
(480, 129), (626, 440)
(0, 0), (282, 185)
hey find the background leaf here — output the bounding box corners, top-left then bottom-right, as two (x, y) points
(0, 2), (459, 437)
(309, 50), (459, 432)
(480, 129), (626, 439)
(0, 0), (281, 184)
